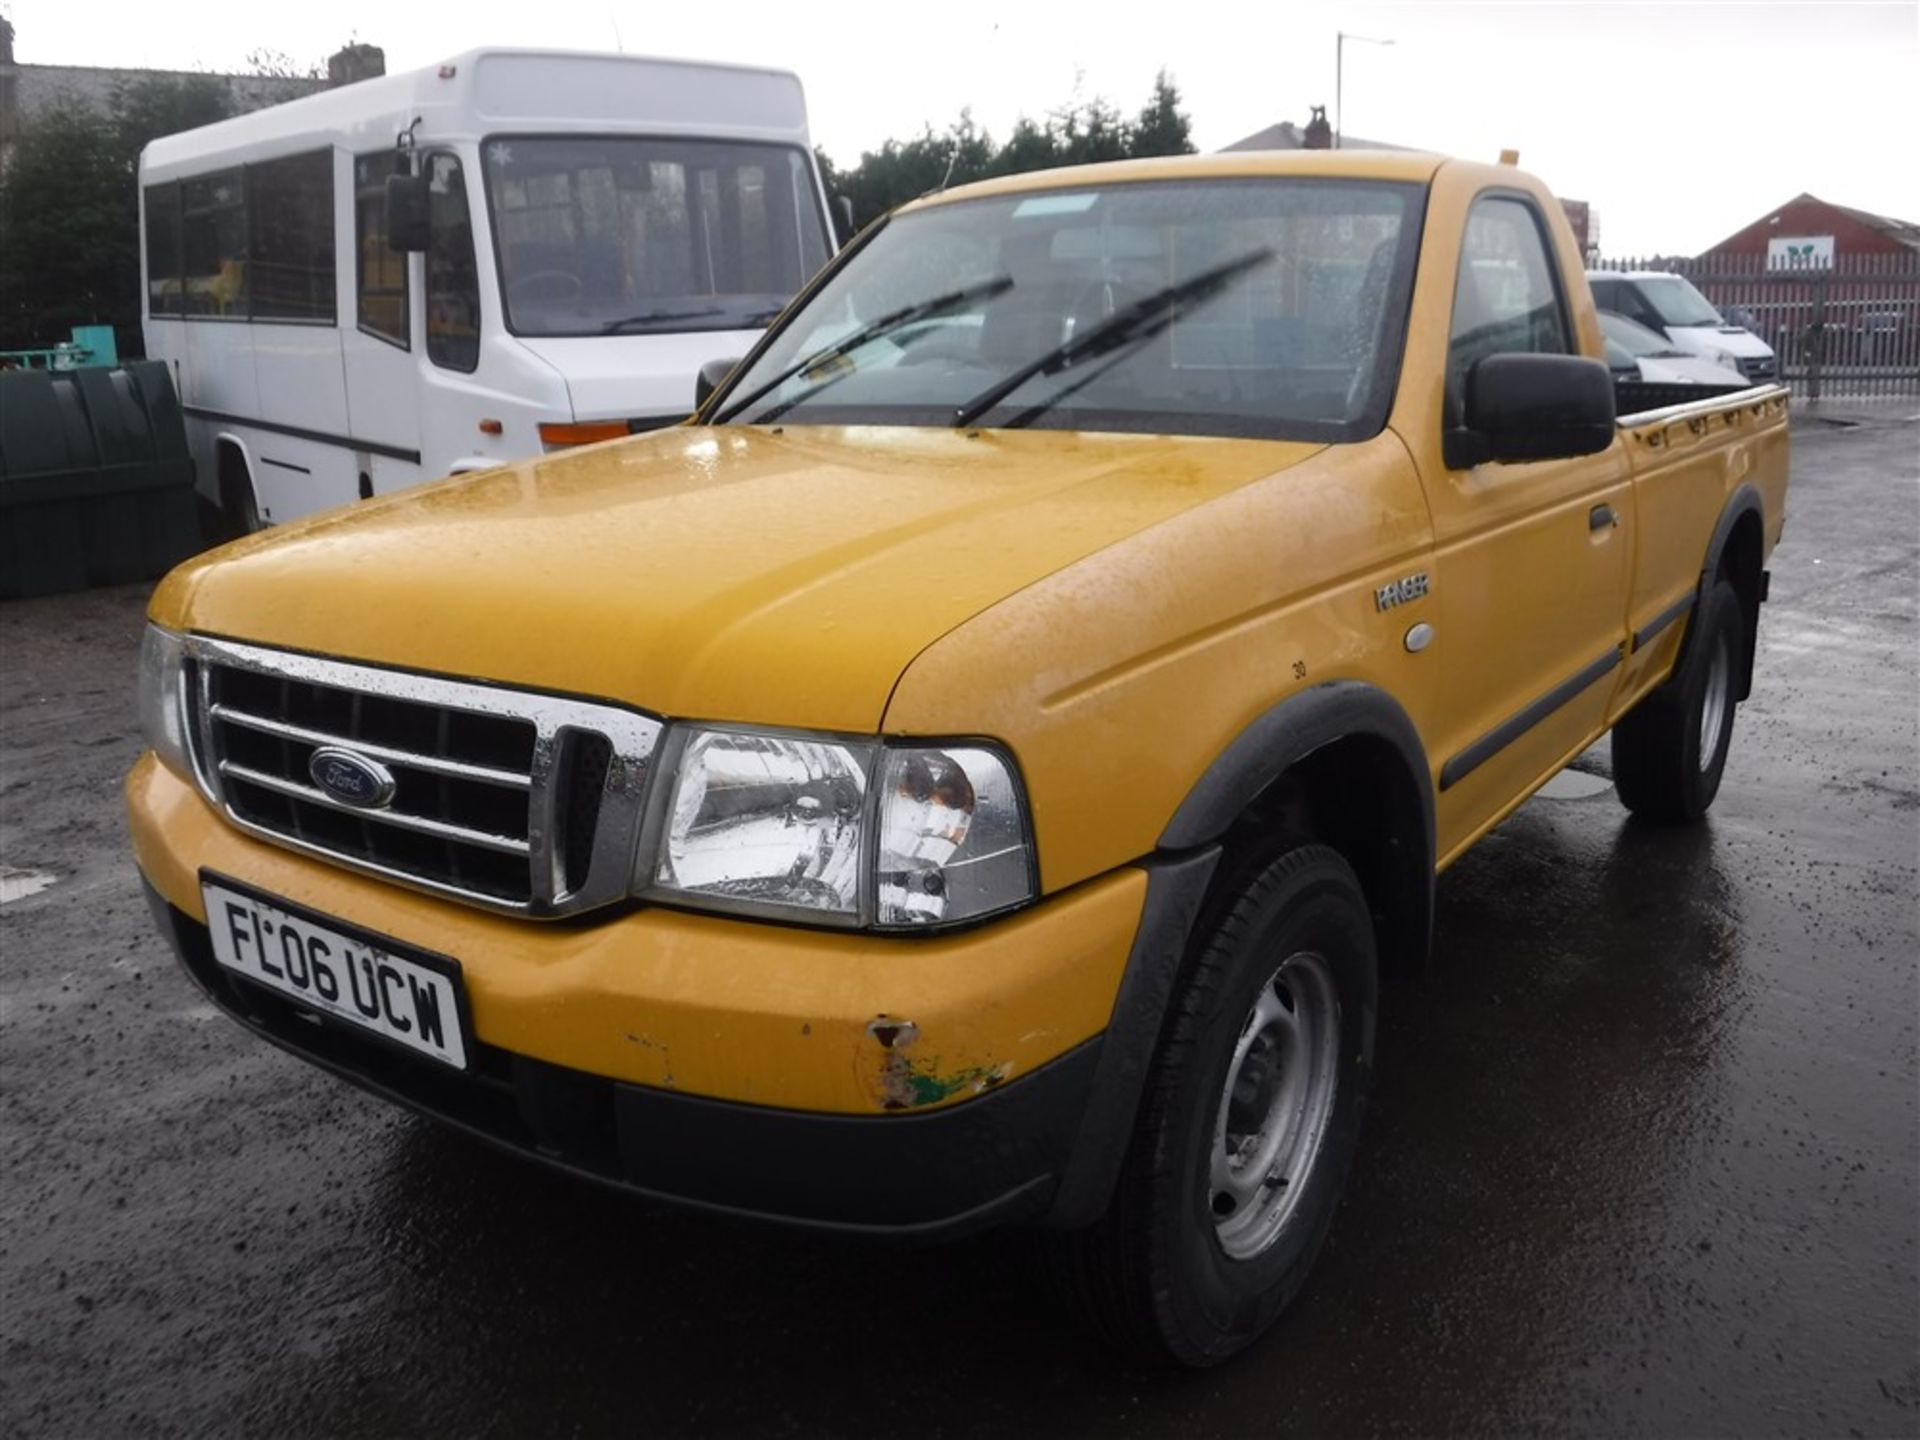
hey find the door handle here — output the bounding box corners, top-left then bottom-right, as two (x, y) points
(1589, 503), (1618, 531)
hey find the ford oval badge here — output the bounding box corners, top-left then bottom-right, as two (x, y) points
(308, 747), (396, 809)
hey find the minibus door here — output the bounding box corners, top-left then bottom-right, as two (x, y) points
(342, 152), (425, 497)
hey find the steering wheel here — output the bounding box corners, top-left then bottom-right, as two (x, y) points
(508, 270), (583, 303)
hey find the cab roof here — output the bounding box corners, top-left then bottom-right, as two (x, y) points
(903, 148), (1447, 214)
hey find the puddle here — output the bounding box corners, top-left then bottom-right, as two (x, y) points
(0, 867), (59, 903)
(1536, 770), (1614, 801)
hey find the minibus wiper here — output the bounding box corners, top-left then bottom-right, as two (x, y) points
(715, 275), (1015, 424)
(949, 248), (1275, 430)
(601, 307), (723, 333)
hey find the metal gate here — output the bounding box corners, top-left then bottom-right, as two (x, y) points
(1595, 253), (1920, 400)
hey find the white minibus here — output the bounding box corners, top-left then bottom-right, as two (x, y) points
(140, 49), (836, 530)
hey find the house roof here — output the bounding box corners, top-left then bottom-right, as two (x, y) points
(1827, 197), (1920, 252)
(1220, 121), (1409, 153)
(1708, 192), (1920, 254)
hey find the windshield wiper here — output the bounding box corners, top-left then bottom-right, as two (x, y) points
(949, 248), (1275, 430)
(715, 275), (1015, 424)
(601, 307), (723, 334)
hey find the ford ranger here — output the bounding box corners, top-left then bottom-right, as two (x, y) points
(128, 150), (1789, 1366)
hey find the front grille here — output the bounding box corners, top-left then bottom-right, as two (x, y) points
(183, 637), (663, 916)
(1737, 355), (1777, 381)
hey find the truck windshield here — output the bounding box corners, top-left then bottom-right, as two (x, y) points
(718, 178), (1422, 442)
(1635, 276), (1725, 327)
(482, 136), (831, 338)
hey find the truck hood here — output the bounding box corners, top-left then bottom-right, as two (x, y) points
(1639, 352), (1750, 386)
(1665, 324), (1774, 360)
(152, 426), (1321, 732)
(516, 329), (767, 423)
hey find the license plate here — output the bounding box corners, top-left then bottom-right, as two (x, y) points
(201, 875), (470, 1070)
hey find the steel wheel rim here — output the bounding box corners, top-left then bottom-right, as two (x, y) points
(1699, 634), (1731, 773)
(1209, 949), (1341, 1260)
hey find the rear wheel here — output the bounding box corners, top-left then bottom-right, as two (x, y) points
(1613, 579), (1743, 822)
(1046, 844), (1377, 1366)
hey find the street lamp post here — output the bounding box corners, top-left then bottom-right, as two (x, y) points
(1335, 31), (1394, 149)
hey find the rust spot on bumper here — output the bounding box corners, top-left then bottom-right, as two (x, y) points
(867, 1015), (1009, 1110)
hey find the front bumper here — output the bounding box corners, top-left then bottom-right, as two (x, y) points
(128, 754), (1148, 1237)
(145, 883), (1101, 1237)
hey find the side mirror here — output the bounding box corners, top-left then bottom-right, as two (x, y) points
(1445, 352), (1616, 469)
(386, 172), (431, 253)
(833, 195), (855, 245)
(695, 357), (741, 412)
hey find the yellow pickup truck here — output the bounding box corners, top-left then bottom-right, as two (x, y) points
(128, 150), (1788, 1365)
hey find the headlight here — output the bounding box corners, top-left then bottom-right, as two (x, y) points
(649, 729), (870, 921)
(640, 726), (1035, 929)
(137, 624), (194, 781)
(876, 746), (1031, 926)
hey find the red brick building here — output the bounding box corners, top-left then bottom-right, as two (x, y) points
(1700, 193), (1920, 262)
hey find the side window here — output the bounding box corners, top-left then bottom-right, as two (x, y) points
(1588, 277), (1617, 313)
(355, 155), (410, 348)
(426, 153), (480, 372)
(1445, 195), (1570, 424)
(144, 183), (183, 317)
(248, 150), (335, 322)
(181, 169), (248, 317)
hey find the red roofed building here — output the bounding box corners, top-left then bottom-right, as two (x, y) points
(1700, 193), (1920, 262)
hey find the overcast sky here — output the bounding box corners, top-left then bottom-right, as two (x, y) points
(8, 0), (1916, 255)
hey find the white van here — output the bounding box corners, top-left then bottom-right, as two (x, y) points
(140, 49), (836, 530)
(1585, 270), (1778, 385)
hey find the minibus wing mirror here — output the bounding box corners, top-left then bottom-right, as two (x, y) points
(696, 357), (742, 411)
(386, 172), (431, 253)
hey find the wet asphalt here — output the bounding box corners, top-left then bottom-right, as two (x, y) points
(2, 412), (1915, 1438)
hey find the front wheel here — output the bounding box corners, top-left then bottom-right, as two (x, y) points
(1612, 579), (1744, 823)
(1046, 844), (1378, 1366)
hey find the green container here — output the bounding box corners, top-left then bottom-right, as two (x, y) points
(0, 360), (201, 599)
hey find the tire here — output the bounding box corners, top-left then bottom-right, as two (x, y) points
(1046, 844), (1378, 1366)
(1612, 579), (1743, 823)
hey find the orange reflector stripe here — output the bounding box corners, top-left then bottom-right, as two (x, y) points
(538, 421), (630, 446)
(478, 418), (503, 435)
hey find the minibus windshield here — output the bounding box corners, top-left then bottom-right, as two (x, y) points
(482, 136), (832, 338)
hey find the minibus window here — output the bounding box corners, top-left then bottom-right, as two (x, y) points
(426, 153), (481, 373)
(356, 154), (411, 348)
(249, 150), (335, 323)
(145, 183), (184, 317)
(181, 169), (248, 318)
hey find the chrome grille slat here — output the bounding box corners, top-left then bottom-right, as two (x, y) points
(216, 761), (534, 855)
(208, 704), (533, 789)
(180, 636), (664, 918)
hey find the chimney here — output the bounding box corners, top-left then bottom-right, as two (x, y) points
(327, 43), (385, 87)
(1303, 105), (1332, 150)
(2, 17), (16, 65)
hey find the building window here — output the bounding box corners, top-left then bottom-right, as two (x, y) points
(356, 154), (410, 347)
(248, 150), (336, 322)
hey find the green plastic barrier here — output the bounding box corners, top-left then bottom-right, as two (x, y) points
(0, 360), (201, 599)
